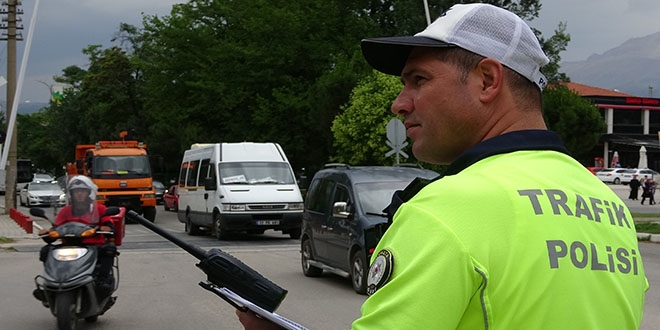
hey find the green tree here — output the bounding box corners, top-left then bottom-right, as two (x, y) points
(77, 45), (145, 141)
(543, 84), (606, 160)
(18, 44), (145, 173)
(18, 0), (583, 178)
(332, 0), (577, 168)
(135, 0), (380, 174)
(16, 112), (61, 175)
(331, 71), (403, 165)
(535, 21), (571, 83)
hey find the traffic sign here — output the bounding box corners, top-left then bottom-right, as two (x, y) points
(385, 118), (408, 163)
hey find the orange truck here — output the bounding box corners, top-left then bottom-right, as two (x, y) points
(65, 139), (158, 222)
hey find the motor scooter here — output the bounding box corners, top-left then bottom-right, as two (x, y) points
(30, 206), (123, 330)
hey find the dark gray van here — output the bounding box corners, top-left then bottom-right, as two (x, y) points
(300, 164), (438, 294)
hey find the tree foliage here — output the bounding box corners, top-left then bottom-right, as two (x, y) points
(331, 71), (404, 165)
(14, 0), (598, 179)
(543, 84), (606, 160)
(17, 45), (144, 174)
(330, 0), (590, 168)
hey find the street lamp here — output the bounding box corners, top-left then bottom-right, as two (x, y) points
(36, 79), (53, 102)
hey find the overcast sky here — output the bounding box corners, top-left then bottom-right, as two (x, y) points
(533, 0), (660, 61)
(2, 0), (660, 104)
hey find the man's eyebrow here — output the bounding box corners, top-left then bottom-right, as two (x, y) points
(400, 68), (422, 84)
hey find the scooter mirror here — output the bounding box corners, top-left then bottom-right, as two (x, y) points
(103, 206), (121, 217)
(30, 207), (47, 219)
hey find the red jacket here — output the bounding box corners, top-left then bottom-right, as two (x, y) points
(54, 204), (112, 245)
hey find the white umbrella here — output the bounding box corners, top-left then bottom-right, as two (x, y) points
(610, 151), (620, 168)
(638, 146), (648, 169)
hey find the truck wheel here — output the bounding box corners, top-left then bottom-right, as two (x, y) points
(301, 238), (322, 277)
(212, 213), (230, 240)
(143, 206), (156, 222)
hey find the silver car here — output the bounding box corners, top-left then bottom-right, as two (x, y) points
(19, 181), (66, 207)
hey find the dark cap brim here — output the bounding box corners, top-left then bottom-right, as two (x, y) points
(360, 36), (455, 76)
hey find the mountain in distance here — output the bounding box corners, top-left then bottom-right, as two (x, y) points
(561, 31), (660, 97)
(0, 100), (48, 115)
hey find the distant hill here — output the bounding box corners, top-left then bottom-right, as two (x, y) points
(0, 101), (48, 115)
(561, 31), (660, 97)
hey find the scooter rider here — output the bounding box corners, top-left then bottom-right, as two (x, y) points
(34, 175), (118, 302)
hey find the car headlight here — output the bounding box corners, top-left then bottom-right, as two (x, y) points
(222, 204), (246, 211)
(289, 203), (304, 210)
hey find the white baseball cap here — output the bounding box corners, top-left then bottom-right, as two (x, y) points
(361, 3), (550, 90)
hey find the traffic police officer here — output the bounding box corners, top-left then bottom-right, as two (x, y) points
(236, 3), (648, 329)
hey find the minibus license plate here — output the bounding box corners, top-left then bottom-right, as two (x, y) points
(256, 220), (280, 225)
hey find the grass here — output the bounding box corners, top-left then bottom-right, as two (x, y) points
(632, 212), (660, 234)
(635, 222), (660, 234)
(0, 237), (16, 252)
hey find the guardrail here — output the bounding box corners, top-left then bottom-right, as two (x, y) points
(9, 208), (32, 234)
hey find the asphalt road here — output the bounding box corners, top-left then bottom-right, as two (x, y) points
(1, 205), (364, 330)
(2, 190), (659, 329)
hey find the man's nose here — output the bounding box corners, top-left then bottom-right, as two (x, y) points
(391, 90), (411, 115)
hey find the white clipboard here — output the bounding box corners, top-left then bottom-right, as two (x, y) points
(217, 287), (308, 330)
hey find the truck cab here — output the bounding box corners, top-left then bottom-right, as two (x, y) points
(67, 140), (157, 222)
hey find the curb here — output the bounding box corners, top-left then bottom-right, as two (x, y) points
(637, 232), (660, 243)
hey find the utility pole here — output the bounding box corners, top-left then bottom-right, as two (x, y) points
(0, 0), (23, 213)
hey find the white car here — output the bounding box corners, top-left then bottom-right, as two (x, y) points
(32, 173), (55, 182)
(631, 168), (659, 182)
(596, 168), (635, 184)
(19, 181), (66, 207)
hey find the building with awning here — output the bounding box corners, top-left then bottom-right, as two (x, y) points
(564, 82), (660, 170)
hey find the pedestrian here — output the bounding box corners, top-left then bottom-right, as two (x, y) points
(629, 175), (641, 200)
(641, 176), (655, 205)
(650, 179), (657, 205)
(236, 3), (648, 329)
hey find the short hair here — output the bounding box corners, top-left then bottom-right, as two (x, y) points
(434, 48), (542, 110)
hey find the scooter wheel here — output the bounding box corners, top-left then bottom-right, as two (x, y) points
(56, 291), (78, 330)
(84, 315), (98, 323)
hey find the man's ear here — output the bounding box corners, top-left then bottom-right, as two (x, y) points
(475, 58), (504, 103)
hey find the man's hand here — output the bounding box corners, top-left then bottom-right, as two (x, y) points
(99, 225), (112, 232)
(235, 309), (284, 330)
(37, 228), (49, 236)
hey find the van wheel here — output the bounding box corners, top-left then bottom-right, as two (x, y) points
(212, 213), (230, 240)
(301, 238), (322, 277)
(351, 250), (368, 294)
(185, 217), (202, 236)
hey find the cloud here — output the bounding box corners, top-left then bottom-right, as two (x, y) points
(533, 0), (660, 62)
(0, 0), (182, 103)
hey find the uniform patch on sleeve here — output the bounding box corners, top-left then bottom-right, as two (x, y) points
(366, 249), (394, 295)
